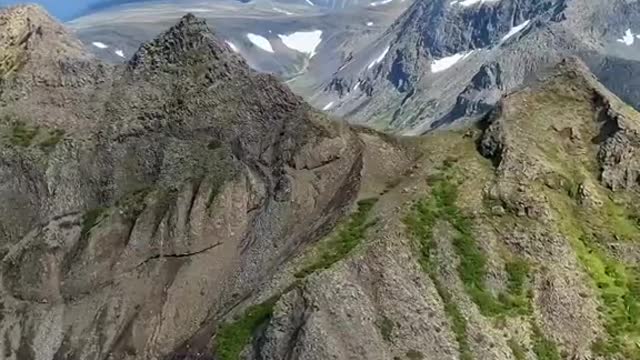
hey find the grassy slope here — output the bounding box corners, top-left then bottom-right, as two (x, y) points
(212, 67), (640, 360)
(213, 198), (379, 360)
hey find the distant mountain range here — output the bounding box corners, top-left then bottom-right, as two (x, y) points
(69, 0), (640, 136)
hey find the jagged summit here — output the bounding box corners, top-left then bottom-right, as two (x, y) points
(128, 13), (244, 73)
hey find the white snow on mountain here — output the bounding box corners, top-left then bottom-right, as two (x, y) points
(115, 49), (125, 57)
(501, 20), (530, 42)
(323, 101), (335, 110)
(278, 30), (323, 57)
(451, 0), (500, 7)
(225, 41), (239, 52)
(431, 51), (474, 73)
(370, 0), (393, 7)
(273, 7), (294, 15)
(92, 41), (108, 49)
(247, 33), (274, 53)
(618, 29), (635, 46)
(367, 45), (390, 69)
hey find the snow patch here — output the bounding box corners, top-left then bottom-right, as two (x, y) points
(247, 33), (274, 53)
(273, 7), (294, 15)
(184, 8), (211, 12)
(305, 0), (315, 5)
(366, 21), (374, 26)
(353, 81), (360, 91)
(322, 102), (335, 110)
(278, 30), (323, 57)
(115, 49), (125, 58)
(370, 0), (392, 6)
(501, 20), (530, 42)
(367, 46), (390, 70)
(451, 0), (500, 6)
(92, 42), (108, 49)
(225, 41), (239, 52)
(431, 51), (474, 73)
(618, 29), (635, 46)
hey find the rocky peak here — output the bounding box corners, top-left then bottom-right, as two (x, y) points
(0, 4), (91, 78)
(127, 13), (243, 74)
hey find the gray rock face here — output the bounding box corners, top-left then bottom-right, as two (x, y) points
(0, 7), (364, 360)
(318, 0), (640, 134)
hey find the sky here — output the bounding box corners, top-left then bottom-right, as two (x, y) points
(0, 0), (92, 20)
(0, 0), (150, 20)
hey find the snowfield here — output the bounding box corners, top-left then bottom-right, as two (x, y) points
(247, 33), (274, 53)
(278, 30), (323, 57)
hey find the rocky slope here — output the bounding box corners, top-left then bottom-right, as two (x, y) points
(0, 5), (364, 360)
(2, 4), (640, 360)
(234, 58), (640, 360)
(317, 0), (640, 134)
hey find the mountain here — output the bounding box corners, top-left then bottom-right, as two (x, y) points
(2, 4), (640, 360)
(316, 0), (640, 134)
(0, 5), (365, 359)
(66, 0), (410, 76)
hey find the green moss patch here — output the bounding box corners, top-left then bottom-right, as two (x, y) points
(378, 315), (394, 342)
(10, 121), (39, 147)
(295, 198), (378, 278)
(215, 297), (278, 360)
(549, 191), (640, 359)
(80, 207), (107, 241)
(38, 128), (65, 151)
(531, 322), (561, 360)
(507, 338), (527, 360)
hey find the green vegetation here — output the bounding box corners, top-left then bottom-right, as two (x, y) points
(295, 198), (378, 278)
(38, 128), (65, 151)
(205, 157), (236, 210)
(215, 298), (278, 360)
(378, 315), (394, 342)
(116, 188), (151, 220)
(436, 278), (473, 360)
(507, 338), (527, 360)
(81, 207), (107, 240)
(548, 191), (640, 359)
(499, 259), (533, 315)
(410, 169), (532, 317)
(10, 121), (39, 147)
(404, 176), (472, 360)
(602, 198), (640, 242)
(405, 349), (424, 360)
(405, 164), (538, 360)
(2, 116), (65, 151)
(531, 322), (561, 360)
